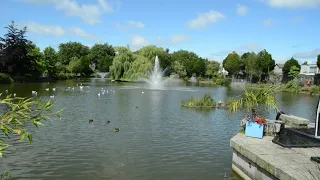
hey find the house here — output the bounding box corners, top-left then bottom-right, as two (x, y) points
(274, 64), (284, 75)
(219, 64), (228, 76)
(300, 63), (320, 76)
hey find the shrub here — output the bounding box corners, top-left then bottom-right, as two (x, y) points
(181, 93), (216, 107)
(281, 80), (301, 93)
(214, 78), (232, 86)
(54, 73), (76, 80)
(0, 73), (14, 84)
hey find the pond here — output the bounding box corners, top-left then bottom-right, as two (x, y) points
(0, 79), (318, 180)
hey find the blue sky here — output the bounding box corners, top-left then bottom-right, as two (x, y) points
(1, 0), (320, 63)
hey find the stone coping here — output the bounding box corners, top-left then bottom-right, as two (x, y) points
(230, 133), (320, 180)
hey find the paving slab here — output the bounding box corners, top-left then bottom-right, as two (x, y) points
(231, 133), (320, 180)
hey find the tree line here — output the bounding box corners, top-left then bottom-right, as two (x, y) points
(1, 21), (318, 83)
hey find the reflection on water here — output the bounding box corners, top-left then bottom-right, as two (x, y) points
(0, 79), (318, 180)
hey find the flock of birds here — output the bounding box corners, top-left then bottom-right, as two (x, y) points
(88, 119), (119, 132)
(4, 83), (148, 133)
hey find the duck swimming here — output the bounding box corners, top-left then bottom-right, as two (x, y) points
(114, 128), (119, 132)
(88, 119), (93, 123)
(106, 121), (110, 124)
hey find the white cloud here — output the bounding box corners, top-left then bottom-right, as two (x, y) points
(69, 27), (98, 41)
(188, 11), (225, 29)
(25, 22), (65, 37)
(261, 0), (320, 8)
(242, 43), (262, 52)
(116, 21), (145, 31)
(98, 0), (113, 12)
(263, 19), (273, 26)
(171, 35), (188, 45)
(274, 56), (290, 63)
(293, 49), (320, 58)
(23, 0), (114, 25)
(237, 4), (249, 16)
(131, 35), (149, 49)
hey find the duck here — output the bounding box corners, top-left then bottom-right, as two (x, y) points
(32, 90), (37, 96)
(13, 93), (16, 97)
(135, 106), (138, 108)
(5, 89), (8, 94)
(114, 128), (119, 132)
(106, 120), (110, 124)
(50, 95), (55, 99)
(88, 119), (93, 123)
(52, 88), (56, 91)
(45, 88), (49, 91)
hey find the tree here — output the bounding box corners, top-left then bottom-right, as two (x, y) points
(26, 43), (43, 77)
(0, 21), (36, 76)
(67, 57), (82, 73)
(43, 47), (58, 76)
(229, 86), (278, 122)
(205, 60), (220, 78)
(283, 57), (300, 77)
(58, 42), (89, 66)
(317, 55), (320, 70)
(171, 50), (206, 77)
(223, 51), (241, 76)
(137, 45), (171, 71)
(171, 60), (187, 78)
(243, 52), (260, 83)
(0, 95), (61, 177)
(288, 65), (300, 79)
(257, 49), (275, 80)
(88, 43), (115, 72)
(109, 47), (135, 80)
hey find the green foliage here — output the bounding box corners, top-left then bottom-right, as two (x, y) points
(288, 65), (300, 79)
(243, 52), (260, 81)
(229, 86), (278, 113)
(0, 95), (62, 158)
(0, 73), (14, 84)
(214, 78), (232, 86)
(283, 57), (300, 77)
(54, 72), (76, 80)
(171, 50), (206, 77)
(205, 61), (220, 78)
(88, 43), (115, 71)
(257, 49), (275, 75)
(181, 93), (216, 107)
(310, 86), (320, 95)
(171, 60), (187, 78)
(58, 42), (90, 66)
(43, 47), (58, 76)
(223, 52), (241, 76)
(281, 80), (302, 93)
(0, 21), (40, 76)
(137, 45), (171, 70)
(122, 55), (152, 80)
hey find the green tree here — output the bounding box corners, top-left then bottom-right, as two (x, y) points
(109, 47), (135, 80)
(171, 60), (187, 78)
(137, 45), (171, 71)
(123, 55), (152, 80)
(43, 47), (58, 76)
(171, 50), (206, 77)
(26, 44), (44, 77)
(88, 43), (115, 72)
(257, 49), (275, 80)
(283, 57), (301, 77)
(58, 42), (89, 66)
(0, 21), (37, 76)
(243, 52), (260, 82)
(223, 51), (241, 76)
(288, 65), (300, 79)
(67, 57), (81, 73)
(205, 60), (220, 78)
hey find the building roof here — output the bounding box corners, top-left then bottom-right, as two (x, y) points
(276, 64), (284, 68)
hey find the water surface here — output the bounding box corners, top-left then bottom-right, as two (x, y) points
(0, 79), (318, 180)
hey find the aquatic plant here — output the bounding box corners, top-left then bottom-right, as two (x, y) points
(181, 93), (216, 107)
(229, 86), (278, 120)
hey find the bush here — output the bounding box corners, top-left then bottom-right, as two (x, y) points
(281, 80), (301, 93)
(54, 73), (76, 80)
(181, 93), (216, 107)
(214, 78), (232, 86)
(0, 73), (14, 84)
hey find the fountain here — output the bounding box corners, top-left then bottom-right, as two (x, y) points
(143, 55), (168, 90)
(190, 76), (197, 82)
(96, 72), (109, 78)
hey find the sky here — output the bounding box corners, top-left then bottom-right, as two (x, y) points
(1, 0), (320, 63)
